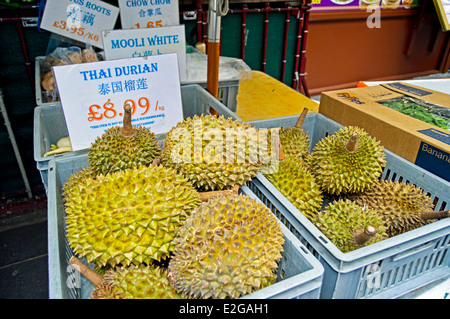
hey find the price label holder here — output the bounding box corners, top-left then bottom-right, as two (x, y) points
(40, 0), (119, 49)
(102, 25), (187, 81)
(118, 0), (180, 29)
(52, 54), (183, 151)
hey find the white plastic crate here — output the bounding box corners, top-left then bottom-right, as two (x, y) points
(46, 154), (324, 299)
(35, 56), (239, 111)
(247, 112), (450, 299)
(34, 84), (241, 193)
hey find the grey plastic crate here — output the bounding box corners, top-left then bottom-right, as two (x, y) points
(247, 112), (450, 299)
(47, 154), (324, 299)
(34, 84), (241, 193)
(35, 56), (239, 111)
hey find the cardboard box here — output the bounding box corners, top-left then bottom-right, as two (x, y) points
(319, 82), (450, 182)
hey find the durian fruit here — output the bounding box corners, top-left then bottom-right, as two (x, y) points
(69, 257), (180, 299)
(310, 199), (388, 253)
(161, 114), (261, 191)
(279, 108), (311, 161)
(89, 103), (161, 176)
(168, 195), (285, 299)
(62, 165), (96, 201)
(64, 164), (201, 268)
(307, 126), (386, 196)
(350, 180), (449, 237)
(265, 157), (322, 219)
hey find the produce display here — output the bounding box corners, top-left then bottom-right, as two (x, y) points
(60, 104), (449, 298)
(43, 136), (72, 157)
(379, 96), (450, 130)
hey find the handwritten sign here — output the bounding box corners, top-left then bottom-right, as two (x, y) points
(102, 25), (187, 81)
(118, 0), (180, 29)
(52, 54), (183, 151)
(40, 0), (119, 48)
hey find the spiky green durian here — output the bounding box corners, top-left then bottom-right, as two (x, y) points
(91, 264), (181, 299)
(64, 164), (201, 268)
(349, 180), (436, 237)
(307, 126), (386, 196)
(310, 199), (388, 253)
(62, 165), (96, 202)
(161, 114), (261, 191)
(279, 126), (310, 161)
(265, 158), (322, 219)
(168, 195), (284, 299)
(88, 104), (161, 176)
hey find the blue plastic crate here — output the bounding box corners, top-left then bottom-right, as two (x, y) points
(247, 112), (450, 299)
(34, 84), (241, 193)
(47, 154), (324, 299)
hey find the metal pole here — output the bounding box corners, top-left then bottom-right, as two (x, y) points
(0, 89), (33, 199)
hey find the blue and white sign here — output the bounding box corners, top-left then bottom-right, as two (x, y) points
(118, 0), (180, 29)
(102, 25), (186, 81)
(52, 54), (183, 151)
(40, 0), (119, 49)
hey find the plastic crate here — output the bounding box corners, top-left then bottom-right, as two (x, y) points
(34, 84), (241, 193)
(46, 154), (324, 299)
(35, 56), (239, 111)
(246, 112), (450, 299)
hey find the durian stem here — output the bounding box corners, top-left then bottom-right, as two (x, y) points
(200, 185), (239, 202)
(294, 108), (309, 130)
(353, 225), (377, 246)
(151, 156), (161, 166)
(420, 209), (450, 220)
(277, 136), (286, 162)
(345, 131), (359, 153)
(69, 256), (103, 287)
(121, 103), (135, 138)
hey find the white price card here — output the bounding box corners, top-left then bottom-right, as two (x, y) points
(118, 0), (180, 29)
(40, 0), (119, 49)
(52, 54), (183, 151)
(102, 25), (187, 81)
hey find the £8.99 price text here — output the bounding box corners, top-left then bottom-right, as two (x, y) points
(88, 97), (164, 121)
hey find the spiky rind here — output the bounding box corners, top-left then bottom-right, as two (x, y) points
(91, 264), (181, 299)
(307, 126), (386, 195)
(168, 195), (284, 299)
(161, 115), (261, 191)
(89, 126), (161, 176)
(265, 158), (322, 219)
(64, 165), (201, 268)
(279, 127), (310, 161)
(311, 199), (388, 253)
(350, 180), (434, 237)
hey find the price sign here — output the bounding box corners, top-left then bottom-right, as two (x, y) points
(102, 25), (187, 81)
(52, 54), (183, 151)
(118, 0), (180, 29)
(40, 0), (119, 49)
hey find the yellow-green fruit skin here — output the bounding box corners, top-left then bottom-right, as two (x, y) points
(350, 180), (434, 237)
(89, 126), (161, 176)
(307, 126), (386, 196)
(168, 195), (284, 299)
(310, 199), (388, 253)
(91, 264), (181, 299)
(265, 158), (322, 219)
(64, 165), (201, 268)
(161, 115), (261, 191)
